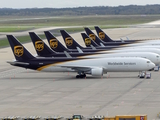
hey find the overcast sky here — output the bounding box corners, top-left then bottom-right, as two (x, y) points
(1, 0), (160, 8)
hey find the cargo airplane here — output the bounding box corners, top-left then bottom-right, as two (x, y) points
(44, 31), (78, 53)
(82, 32), (160, 50)
(95, 26), (160, 44)
(63, 32), (160, 59)
(29, 32), (160, 66)
(29, 32), (106, 58)
(61, 30), (160, 53)
(60, 30), (121, 50)
(6, 35), (155, 78)
(94, 26), (142, 43)
(85, 27), (160, 47)
(81, 33), (160, 52)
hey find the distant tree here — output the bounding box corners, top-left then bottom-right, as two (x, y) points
(0, 5), (160, 16)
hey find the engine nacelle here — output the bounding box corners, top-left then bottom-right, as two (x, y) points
(91, 68), (103, 76)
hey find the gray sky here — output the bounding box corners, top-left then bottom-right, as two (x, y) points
(1, 0), (160, 8)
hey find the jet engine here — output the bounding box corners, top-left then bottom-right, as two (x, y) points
(91, 67), (103, 76)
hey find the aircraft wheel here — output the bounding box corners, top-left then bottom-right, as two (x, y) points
(80, 75), (84, 78)
(80, 74), (86, 78)
(82, 74), (86, 78)
(76, 74), (86, 79)
(76, 75), (80, 78)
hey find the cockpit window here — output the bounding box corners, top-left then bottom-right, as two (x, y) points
(147, 61), (150, 63)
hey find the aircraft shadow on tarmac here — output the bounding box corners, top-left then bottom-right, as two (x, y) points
(1, 69), (141, 81)
(3, 74), (139, 81)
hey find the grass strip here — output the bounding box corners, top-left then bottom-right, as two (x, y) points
(0, 35), (46, 48)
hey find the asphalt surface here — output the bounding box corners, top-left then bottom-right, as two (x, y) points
(1, 20), (160, 119)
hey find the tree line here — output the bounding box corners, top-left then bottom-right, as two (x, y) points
(1, 4), (160, 16)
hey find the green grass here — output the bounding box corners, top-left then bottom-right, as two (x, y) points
(0, 35), (46, 48)
(0, 38), (9, 48)
(1, 15), (160, 48)
(0, 26), (35, 32)
(63, 25), (126, 33)
(0, 15), (160, 32)
(0, 26), (33, 32)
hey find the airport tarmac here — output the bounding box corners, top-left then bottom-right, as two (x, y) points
(1, 24), (160, 119)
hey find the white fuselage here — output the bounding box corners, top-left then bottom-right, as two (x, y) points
(100, 48), (160, 56)
(122, 40), (160, 47)
(39, 57), (155, 73)
(119, 45), (160, 49)
(79, 52), (160, 65)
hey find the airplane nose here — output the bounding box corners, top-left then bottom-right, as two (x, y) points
(158, 58), (160, 65)
(151, 63), (156, 69)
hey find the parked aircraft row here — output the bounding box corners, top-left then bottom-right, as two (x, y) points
(7, 26), (160, 78)
(28, 31), (160, 66)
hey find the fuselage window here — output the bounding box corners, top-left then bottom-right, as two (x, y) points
(147, 61), (150, 63)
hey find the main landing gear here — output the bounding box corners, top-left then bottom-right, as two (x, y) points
(76, 74), (86, 78)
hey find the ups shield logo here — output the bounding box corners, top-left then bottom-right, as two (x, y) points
(14, 46), (24, 57)
(50, 39), (58, 49)
(85, 38), (91, 46)
(35, 41), (44, 51)
(99, 32), (105, 40)
(65, 37), (73, 46)
(89, 34), (96, 41)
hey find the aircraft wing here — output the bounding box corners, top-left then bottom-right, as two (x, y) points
(58, 65), (106, 72)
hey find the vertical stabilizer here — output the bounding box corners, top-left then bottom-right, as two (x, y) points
(7, 35), (34, 61)
(81, 33), (99, 48)
(60, 30), (84, 49)
(84, 27), (106, 46)
(94, 26), (113, 42)
(44, 31), (69, 52)
(29, 32), (56, 56)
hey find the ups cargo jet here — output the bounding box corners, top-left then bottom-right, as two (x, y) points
(82, 33), (160, 51)
(95, 26), (160, 44)
(61, 30), (160, 52)
(29, 32), (105, 58)
(6, 35), (155, 78)
(81, 33), (125, 50)
(60, 30), (122, 51)
(63, 32), (160, 60)
(84, 27), (133, 46)
(30, 31), (160, 65)
(85, 27), (160, 47)
(44, 31), (79, 53)
(47, 30), (121, 52)
(30, 32), (160, 66)
(60, 30), (120, 51)
(44, 31), (105, 53)
(94, 26), (142, 43)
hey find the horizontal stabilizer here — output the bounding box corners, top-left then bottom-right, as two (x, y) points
(7, 61), (29, 65)
(76, 47), (83, 53)
(100, 43), (105, 47)
(64, 51), (72, 58)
